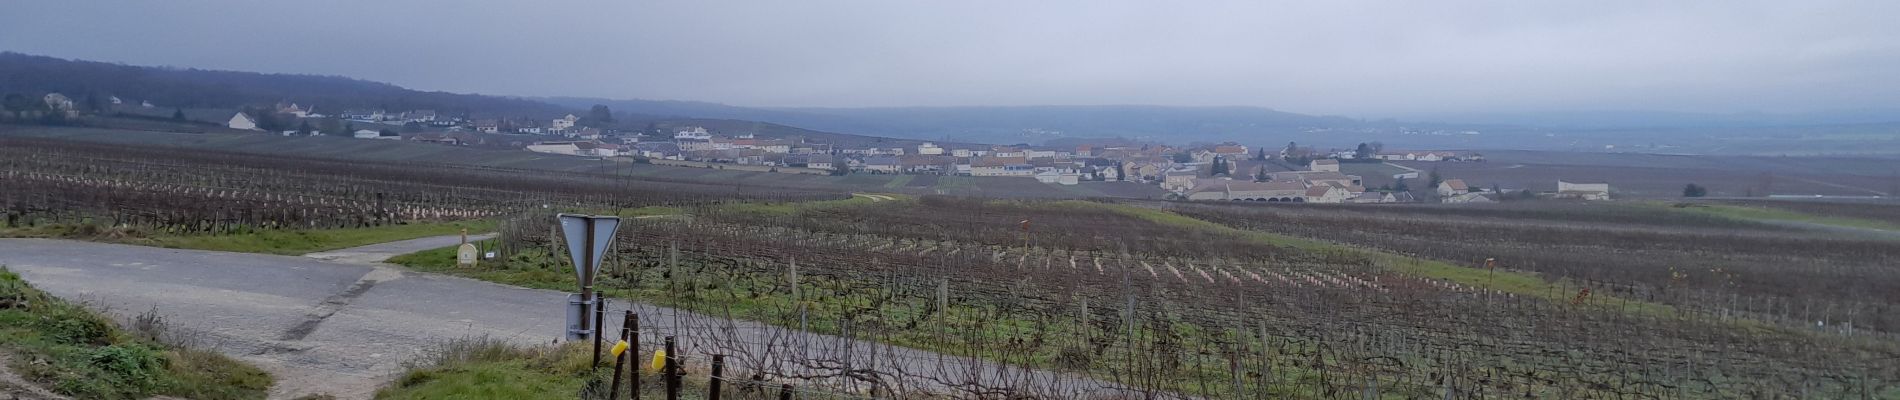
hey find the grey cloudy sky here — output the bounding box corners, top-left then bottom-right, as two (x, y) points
(4, 1), (1897, 116)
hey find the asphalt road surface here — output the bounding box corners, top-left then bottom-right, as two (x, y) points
(0, 237), (1139, 399)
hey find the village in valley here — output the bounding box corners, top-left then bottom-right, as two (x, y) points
(174, 99), (1622, 204)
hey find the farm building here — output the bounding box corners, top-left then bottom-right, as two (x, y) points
(1442, 192), (1497, 204)
(1269, 171), (1363, 188)
(971, 157), (1034, 177)
(804, 154), (835, 170)
(227, 112), (261, 131)
(409, 133), (463, 145)
(861, 156), (902, 173)
(1555, 181), (1611, 200)
(1186, 180), (1309, 202)
(1349, 192), (1393, 203)
(1309, 159), (1339, 172)
(1034, 170), (1082, 185)
(1305, 184), (1352, 203)
(526, 142), (582, 155)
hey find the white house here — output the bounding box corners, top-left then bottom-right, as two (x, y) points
(674, 127), (712, 140)
(342, 109), (384, 121)
(42, 93), (75, 112)
(1556, 181), (1611, 200)
(1304, 184), (1353, 203)
(228, 113), (261, 131)
(917, 142), (944, 155)
(752, 140), (792, 154)
(806, 155), (835, 170)
(1034, 170), (1082, 185)
(527, 142), (582, 156)
(552, 114), (578, 130)
(1436, 179), (1470, 196)
(353, 129), (394, 139)
(1442, 192), (1497, 204)
(405, 110), (437, 122)
(1309, 159), (1339, 172)
(278, 103), (311, 118)
(1162, 169), (1200, 192)
(1349, 192), (1398, 204)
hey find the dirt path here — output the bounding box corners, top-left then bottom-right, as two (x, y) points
(0, 352), (70, 400)
(853, 193), (897, 202)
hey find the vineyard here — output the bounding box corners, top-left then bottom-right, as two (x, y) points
(1169, 201), (1900, 334)
(0, 137), (842, 235)
(439, 197), (1900, 398)
(7, 133), (1899, 398)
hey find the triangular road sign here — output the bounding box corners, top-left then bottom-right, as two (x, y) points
(558, 214), (621, 287)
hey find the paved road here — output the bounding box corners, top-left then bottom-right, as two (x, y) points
(0, 238), (1139, 399)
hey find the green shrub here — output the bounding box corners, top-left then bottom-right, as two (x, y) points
(37, 304), (116, 345)
(0, 266), (272, 399)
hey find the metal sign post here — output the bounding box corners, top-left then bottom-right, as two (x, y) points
(558, 214), (621, 348)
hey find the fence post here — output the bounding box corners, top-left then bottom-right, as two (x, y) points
(609, 313), (629, 400)
(594, 294), (606, 367)
(638, 312), (646, 400)
(664, 336), (679, 400)
(709, 354), (725, 400)
(779, 384), (794, 400)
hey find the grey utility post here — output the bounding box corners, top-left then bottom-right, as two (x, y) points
(559, 214), (621, 347)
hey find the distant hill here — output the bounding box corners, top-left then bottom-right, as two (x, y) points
(547, 97), (1387, 145)
(0, 52), (564, 116)
(616, 116), (983, 149)
(0, 53), (961, 147)
(1405, 109), (1900, 129)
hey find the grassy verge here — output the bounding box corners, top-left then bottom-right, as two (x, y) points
(1654, 202), (1900, 231)
(379, 338), (857, 400)
(0, 267), (271, 399)
(377, 338), (598, 399)
(1, 219), (497, 255)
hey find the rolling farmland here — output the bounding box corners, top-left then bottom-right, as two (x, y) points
(429, 197), (1900, 398)
(4, 129), (1897, 398)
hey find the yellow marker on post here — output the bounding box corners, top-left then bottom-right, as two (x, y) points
(648, 349), (667, 373)
(611, 340), (630, 358)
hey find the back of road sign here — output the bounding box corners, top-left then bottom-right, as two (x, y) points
(557, 214), (621, 285)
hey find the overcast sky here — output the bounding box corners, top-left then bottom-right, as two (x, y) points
(4, 1), (1897, 117)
